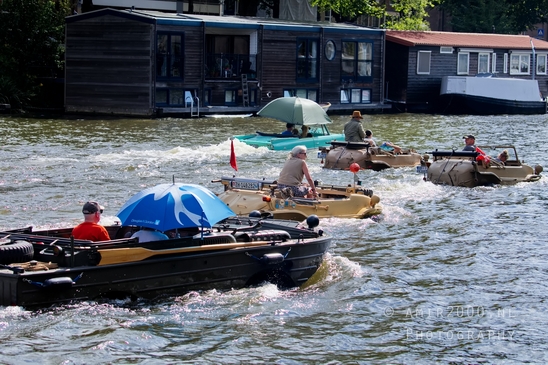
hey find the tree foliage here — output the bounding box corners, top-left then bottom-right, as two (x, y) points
(441, 0), (548, 33)
(310, 0), (439, 29)
(310, 0), (384, 21)
(507, 0), (548, 31)
(0, 0), (70, 108)
(384, 0), (440, 30)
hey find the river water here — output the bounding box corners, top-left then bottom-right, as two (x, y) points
(0, 113), (547, 364)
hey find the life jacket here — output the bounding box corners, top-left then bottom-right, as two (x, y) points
(475, 146), (491, 165)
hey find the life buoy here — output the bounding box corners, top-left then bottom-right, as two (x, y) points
(266, 91), (272, 98)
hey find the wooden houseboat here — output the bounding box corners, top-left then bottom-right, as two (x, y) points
(64, 8), (389, 117)
(385, 30), (548, 114)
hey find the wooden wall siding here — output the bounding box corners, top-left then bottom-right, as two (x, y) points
(320, 33), (384, 104)
(258, 29), (384, 106)
(404, 47), (446, 105)
(65, 15), (154, 115)
(156, 24), (204, 90)
(260, 30), (312, 101)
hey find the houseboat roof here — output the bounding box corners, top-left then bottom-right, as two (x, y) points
(386, 30), (548, 50)
(67, 7), (382, 34)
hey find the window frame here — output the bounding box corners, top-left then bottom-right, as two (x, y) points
(491, 53), (497, 74)
(155, 88), (197, 107)
(537, 54), (547, 75)
(509, 53), (530, 75)
(340, 88), (372, 104)
(417, 50), (431, 75)
(503, 53), (508, 73)
(296, 38), (319, 82)
(478, 52), (490, 74)
(224, 88), (239, 106)
(325, 40), (336, 61)
(457, 52), (470, 75)
(283, 89), (318, 102)
(156, 32), (184, 80)
(341, 40), (374, 83)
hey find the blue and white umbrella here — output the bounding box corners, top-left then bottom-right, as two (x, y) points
(116, 183), (235, 232)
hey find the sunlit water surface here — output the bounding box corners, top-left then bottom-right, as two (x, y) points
(0, 113), (547, 364)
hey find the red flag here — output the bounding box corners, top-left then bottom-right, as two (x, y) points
(230, 139), (238, 171)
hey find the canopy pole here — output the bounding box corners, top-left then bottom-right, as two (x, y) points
(201, 212), (204, 240)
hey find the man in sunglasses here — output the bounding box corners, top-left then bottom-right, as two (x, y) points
(72, 201), (111, 241)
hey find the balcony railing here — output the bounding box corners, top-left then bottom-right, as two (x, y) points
(205, 53), (257, 79)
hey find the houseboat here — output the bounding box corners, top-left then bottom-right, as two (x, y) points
(64, 8), (390, 117)
(385, 30), (548, 114)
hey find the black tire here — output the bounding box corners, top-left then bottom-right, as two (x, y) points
(0, 240), (34, 264)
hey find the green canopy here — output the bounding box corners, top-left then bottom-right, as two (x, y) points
(257, 97), (332, 125)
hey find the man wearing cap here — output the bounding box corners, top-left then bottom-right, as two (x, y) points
(344, 111), (366, 142)
(72, 201), (111, 241)
(463, 135), (476, 152)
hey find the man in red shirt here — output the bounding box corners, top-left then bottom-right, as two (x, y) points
(72, 201), (111, 241)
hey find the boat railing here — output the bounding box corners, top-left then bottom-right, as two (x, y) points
(186, 92), (200, 117)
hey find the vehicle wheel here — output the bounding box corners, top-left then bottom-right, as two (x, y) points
(0, 240), (34, 264)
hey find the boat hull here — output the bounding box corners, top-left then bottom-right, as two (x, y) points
(0, 220), (331, 307)
(215, 177), (382, 220)
(438, 94), (547, 115)
(439, 76), (547, 115)
(426, 149), (542, 187)
(320, 142), (423, 171)
(234, 133), (345, 151)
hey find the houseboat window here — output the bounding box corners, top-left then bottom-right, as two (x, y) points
(340, 88), (371, 104)
(156, 89), (168, 104)
(205, 34), (254, 79)
(296, 39), (318, 81)
(225, 89), (237, 105)
(440, 47), (453, 54)
(491, 54), (497, 74)
(510, 53), (530, 74)
(283, 89), (318, 102)
(155, 89), (198, 107)
(170, 90), (184, 106)
(248, 89), (257, 106)
(457, 52), (470, 75)
(325, 40), (336, 61)
(203, 89), (211, 106)
(417, 51), (431, 74)
(537, 54), (547, 74)
(478, 53), (490, 73)
(503, 53), (509, 73)
(157, 33), (184, 79)
(341, 41), (373, 82)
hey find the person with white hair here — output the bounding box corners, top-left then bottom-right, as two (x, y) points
(277, 145), (317, 198)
